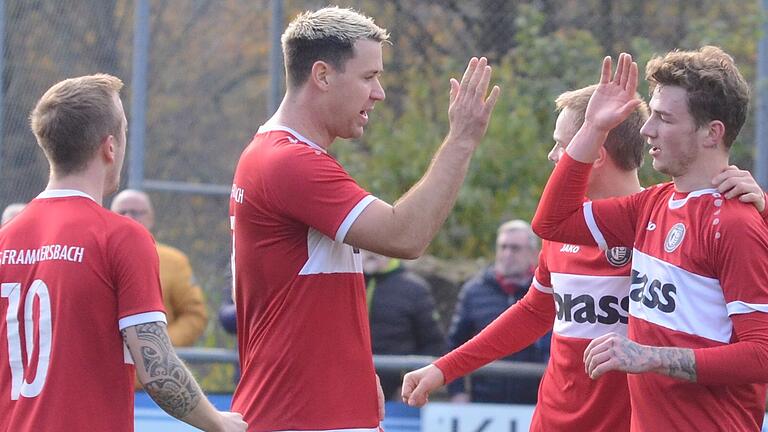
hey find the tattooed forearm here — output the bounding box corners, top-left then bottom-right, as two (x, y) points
(648, 346), (697, 382)
(124, 323), (202, 419)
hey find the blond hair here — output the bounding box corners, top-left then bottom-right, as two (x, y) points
(556, 85), (648, 171)
(645, 46), (749, 148)
(30, 74), (124, 175)
(281, 6), (389, 88)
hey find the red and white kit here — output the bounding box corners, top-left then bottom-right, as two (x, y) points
(0, 190), (166, 432)
(230, 126), (380, 431)
(436, 237), (633, 431)
(535, 154), (768, 432)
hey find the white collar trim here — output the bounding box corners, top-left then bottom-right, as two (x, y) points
(257, 124), (327, 153)
(37, 189), (97, 202)
(668, 188), (719, 209)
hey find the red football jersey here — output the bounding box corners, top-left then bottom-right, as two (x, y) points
(230, 125), (380, 431)
(588, 183), (768, 431)
(535, 154), (768, 432)
(528, 239), (632, 431)
(435, 238), (632, 431)
(0, 190), (166, 432)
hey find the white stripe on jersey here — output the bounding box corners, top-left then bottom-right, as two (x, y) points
(727, 300), (768, 315)
(630, 250), (733, 343)
(119, 311), (168, 365)
(583, 202), (608, 250)
(532, 277), (553, 294)
(118, 311), (167, 330)
(551, 272), (629, 339)
(300, 228), (363, 275)
(336, 195), (377, 243)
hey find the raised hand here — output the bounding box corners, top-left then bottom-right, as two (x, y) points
(584, 53), (642, 133)
(712, 165), (766, 213)
(400, 364), (446, 407)
(447, 57), (501, 149)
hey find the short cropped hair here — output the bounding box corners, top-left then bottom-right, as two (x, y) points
(497, 219), (538, 250)
(30, 74), (124, 175)
(281, 6), (389, 88)
(556, 84), (649, 171)
(645, 46), (749, 148)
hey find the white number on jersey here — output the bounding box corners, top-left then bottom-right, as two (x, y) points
(2, 280), (52, 400)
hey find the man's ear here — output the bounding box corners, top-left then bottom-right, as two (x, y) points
(702, 120), (725, 149)
(310, 61), (332, 91)
(101, 135), (116, 163)
(593, 146), (608, 168)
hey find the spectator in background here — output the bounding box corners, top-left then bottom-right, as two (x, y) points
(447, 219), (550, 404)
(1, 202), (26, 225)
(361, 250), (448, 400)
(111, 189), (208, 347)
(218, 296), (237, 336)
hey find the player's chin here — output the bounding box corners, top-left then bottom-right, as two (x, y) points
(346, 127), (365, 140)
(339, 122), (366, 139)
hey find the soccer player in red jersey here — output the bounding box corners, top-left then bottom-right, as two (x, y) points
(402, 80), (766, 430)
(229, 6), (499, 431)
(0, 75), (246, 432)
(532, 50), (768, 431)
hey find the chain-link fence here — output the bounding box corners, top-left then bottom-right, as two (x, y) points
(0, 0), (764, 390)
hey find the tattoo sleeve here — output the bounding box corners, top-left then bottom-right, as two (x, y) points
(122, 322), (202, 419)
(648, 346), (697, 382)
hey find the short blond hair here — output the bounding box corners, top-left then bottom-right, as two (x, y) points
(30, 74), (124, 175)
(556, 85), (648, 171)
(282, 6), (389, 88)
(645, 46), (749, 149)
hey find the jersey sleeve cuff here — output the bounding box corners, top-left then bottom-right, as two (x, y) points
(336, 195), (377, 242)
(118, 311), (167, 330)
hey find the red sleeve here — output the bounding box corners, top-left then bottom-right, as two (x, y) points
(109, 222), (165, 321)
(695, 312), (768, 384)
(693, 202), (768, 384)
(533, 152), (644, 249)
(269, 145), (370, 240)
(711, 204), (768, 307)
(433, 286), (554, 384)
(531, 153), (595, 245)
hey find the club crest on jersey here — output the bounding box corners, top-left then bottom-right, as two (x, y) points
(605, 246), (631, 267)
(664, 223), (686, 253)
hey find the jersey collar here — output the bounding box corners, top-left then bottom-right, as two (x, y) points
(668, 188), (719, 209)
(37, 189), (97, 202)
(257, 124), (327, 154)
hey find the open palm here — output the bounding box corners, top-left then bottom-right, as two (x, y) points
(584, 53), (641, 132)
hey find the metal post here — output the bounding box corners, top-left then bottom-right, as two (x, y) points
(0, 0), (6, 172)
(268, 0), (284, 116)
(756, 0), (768, 188)
(128, 0), (150, 190)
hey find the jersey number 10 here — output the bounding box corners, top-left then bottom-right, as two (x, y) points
(1, 281), (52, 400)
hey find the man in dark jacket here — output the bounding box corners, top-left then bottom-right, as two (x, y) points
(362, 250), (448, 400)
(447, 219), (551, 404)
